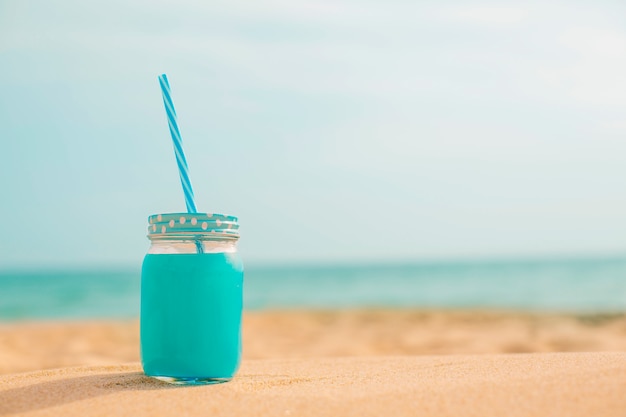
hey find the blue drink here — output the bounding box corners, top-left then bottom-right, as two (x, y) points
(140, 213), (243, 385)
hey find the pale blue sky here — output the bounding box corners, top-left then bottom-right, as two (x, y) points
(1, 0), (625, 268)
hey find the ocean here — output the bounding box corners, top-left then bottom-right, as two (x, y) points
(1, 256), (625, 320)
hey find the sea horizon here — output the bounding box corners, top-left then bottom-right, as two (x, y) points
(2, 251), (626, 274)
(1, 253), (626, 321)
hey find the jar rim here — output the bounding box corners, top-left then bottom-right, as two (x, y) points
(147, 212), (239, 240)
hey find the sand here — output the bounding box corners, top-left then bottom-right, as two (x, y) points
(1, 310), (626, 375)
(1, 310), (626, 416)
(2, 354), (626, 417)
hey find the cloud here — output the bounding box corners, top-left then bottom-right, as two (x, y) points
(437, 5), (530, 26)
(528, 27), (626, 107)
(3, 0), (626, 110)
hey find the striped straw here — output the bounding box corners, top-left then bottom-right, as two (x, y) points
(158, 73), (198, 214)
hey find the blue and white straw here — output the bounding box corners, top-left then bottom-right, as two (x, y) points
(158, 73), (198, 214)
(158, 73), (203, 254)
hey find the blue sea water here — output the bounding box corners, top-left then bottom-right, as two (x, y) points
(1, 257), (626, 320)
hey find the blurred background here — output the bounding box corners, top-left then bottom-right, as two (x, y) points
(1, 0), (626, 320)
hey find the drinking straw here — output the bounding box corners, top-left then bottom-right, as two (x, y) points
(158, 73), (198, 214)
(158, 73), (203, 253)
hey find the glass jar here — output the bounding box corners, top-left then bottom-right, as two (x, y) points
(140, 212), (243, 385)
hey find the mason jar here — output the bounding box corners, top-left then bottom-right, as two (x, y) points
(140, 212), (243, 385)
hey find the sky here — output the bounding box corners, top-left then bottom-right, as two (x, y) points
(1, 0), (626, 268)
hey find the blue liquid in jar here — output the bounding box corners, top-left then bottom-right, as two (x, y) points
(140, 253), (243, 382)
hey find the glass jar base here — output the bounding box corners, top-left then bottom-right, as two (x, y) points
(149, 375), (232, 386)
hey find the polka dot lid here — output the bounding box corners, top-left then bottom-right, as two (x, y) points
(147, 213), (239, 240)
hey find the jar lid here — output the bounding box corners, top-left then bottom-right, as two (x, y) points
(147, 213), (239, 240)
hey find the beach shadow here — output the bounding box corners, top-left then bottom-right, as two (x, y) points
(0, 371), (177, 416)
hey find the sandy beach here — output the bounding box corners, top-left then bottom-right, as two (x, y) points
(1, 310), (626, 416)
